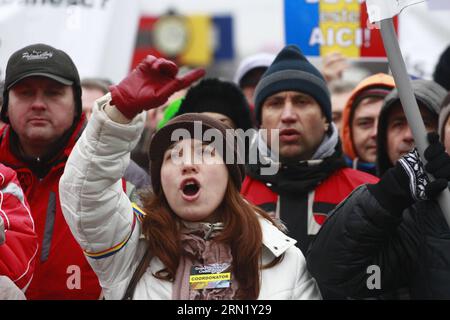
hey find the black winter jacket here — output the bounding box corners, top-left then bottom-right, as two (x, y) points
(307, 184), (450, 299)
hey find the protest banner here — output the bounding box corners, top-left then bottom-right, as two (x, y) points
(0, 0), (139, 83)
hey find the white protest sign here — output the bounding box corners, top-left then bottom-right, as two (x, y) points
(398, 1), (450, 79)
(0, 0), (140, 83)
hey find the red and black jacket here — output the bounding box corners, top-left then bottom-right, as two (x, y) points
(0, 163), (38, 292)
(0, 115), (102, 300)
(242, 167), (378, 254)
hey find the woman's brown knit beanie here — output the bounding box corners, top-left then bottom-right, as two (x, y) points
(149, 113), (245, 193)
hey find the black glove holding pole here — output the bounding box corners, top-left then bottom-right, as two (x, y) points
(368, 132), (449, 215)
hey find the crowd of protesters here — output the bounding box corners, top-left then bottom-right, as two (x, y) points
(1, 38), (450, 300)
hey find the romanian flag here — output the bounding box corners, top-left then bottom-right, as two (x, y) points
(179, 15), (213, 66)
(284, 0), (398, 59)
(131, 14), (234, 69)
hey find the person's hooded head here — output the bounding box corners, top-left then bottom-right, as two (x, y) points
(341, 73), (395, 173)
(176, 78), (253, 131)
(376, 79), (447, 176)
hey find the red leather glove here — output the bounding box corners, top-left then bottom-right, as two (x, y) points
(110, 55), (205, 119)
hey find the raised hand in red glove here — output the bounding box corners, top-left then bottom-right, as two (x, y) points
(109, 55), (205, 119)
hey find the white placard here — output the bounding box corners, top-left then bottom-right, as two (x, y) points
(0, 0), (140, 84)
(399, 1), (450, 79)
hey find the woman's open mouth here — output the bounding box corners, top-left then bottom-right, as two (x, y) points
(180, 178), (201, 201)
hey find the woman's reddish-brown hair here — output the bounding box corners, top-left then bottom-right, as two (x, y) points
(140, 178), (282, 300)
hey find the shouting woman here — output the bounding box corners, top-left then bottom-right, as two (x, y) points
(59, 55), (321, 300)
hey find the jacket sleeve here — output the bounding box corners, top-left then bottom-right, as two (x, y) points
(59, 94), (147, 299)
(306, 184), (420, 298)
(0, 276), (26, 300)
(0, 163), (38, 292)
(292, 248), (322, 300)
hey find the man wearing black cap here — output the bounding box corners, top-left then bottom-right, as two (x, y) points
(0, 43), (101, 299)
(241, 45), (377, 295)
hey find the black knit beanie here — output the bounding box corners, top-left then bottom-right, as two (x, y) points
(149, 113), (245, 193)
(254, 44), (331, 126)
(176, 78), (253, 131)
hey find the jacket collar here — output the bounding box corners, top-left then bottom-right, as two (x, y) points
(311, 123), (339, 160)
(259, 216), (296, 257)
